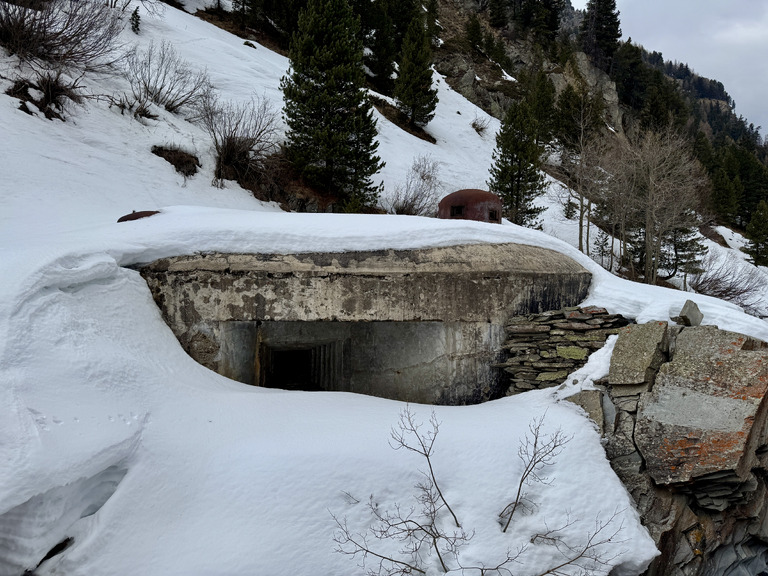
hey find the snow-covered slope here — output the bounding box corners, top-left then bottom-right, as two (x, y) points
(0, 4), (766, 575)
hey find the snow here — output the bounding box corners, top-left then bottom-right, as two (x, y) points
(1, 3), (767, 575)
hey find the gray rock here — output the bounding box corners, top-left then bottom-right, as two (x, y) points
(608, 321), (669, 385)
(673, 299), (704, 327)
(634, 327), (768, 492)
(566, 389), (604, 434)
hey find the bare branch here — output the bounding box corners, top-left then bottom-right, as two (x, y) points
(381, 155), (441, 216)
(501, 415), (571, 533)
(124, 41), (211, 114)
(390, 407), (461, 528)
(689, 250), (766, 315)
(0, 0), (124, 71)
(535, 510), (626, 576)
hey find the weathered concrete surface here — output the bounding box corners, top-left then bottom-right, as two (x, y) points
(138, 243), (591, 404)
(140, 243), (590, 325)
(608, 321), (669, 386)
(635, 327), (768, 496)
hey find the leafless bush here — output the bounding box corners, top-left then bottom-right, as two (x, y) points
(5, 68), (82, 119)
(381, 155), (441, 216)
(471, 113), (490, 136)
(196, 91), (279, 187)
(0, 0), (124, 71)
(533, 512), (625, 576)
(500, 415), (570, 533)
(333, 408), (620, 576)
(124, 41), (211, 113)
(689, 251), (766, 315)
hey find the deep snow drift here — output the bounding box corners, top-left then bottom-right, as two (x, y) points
(1, 3), (767, 575)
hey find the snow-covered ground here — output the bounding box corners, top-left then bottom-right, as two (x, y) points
(1, 4), (767, 575)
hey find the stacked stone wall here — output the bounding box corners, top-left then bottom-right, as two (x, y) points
(498, 306), (631, 394)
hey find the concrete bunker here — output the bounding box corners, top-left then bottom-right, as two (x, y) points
(139, 242), (592, 404)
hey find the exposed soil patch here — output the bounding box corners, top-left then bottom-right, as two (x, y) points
(370, 96), (436, 144)
(151, 145), (201, 177)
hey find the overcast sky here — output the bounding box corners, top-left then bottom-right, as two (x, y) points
(570, 0), (768, 138)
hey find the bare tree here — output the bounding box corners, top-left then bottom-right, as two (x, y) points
(381, 155), (442, 217)
(0, 0), (124, 71)
(196, 91), (279, 187)
(124, 41), (211, 114)
(599, 126), (708, 284)
(552, 83), (606, 256)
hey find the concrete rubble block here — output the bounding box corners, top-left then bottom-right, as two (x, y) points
(634, 327), (768, 498)
(672, 299), (704, 327)
(566, 389), (604, 433)
(608, 321), (669, 385)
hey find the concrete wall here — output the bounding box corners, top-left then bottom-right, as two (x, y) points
(139, 243), (591, 404)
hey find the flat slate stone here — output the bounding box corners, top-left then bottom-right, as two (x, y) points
(608, 321), (669, 385)
(634, 327), (768, 489)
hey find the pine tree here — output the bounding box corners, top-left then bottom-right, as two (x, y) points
(489, 0), (506, 28)
(744, 200), (768, 266)
(281, 0), (384, 210)
(366, 1), (397, 94)
(424, 0), (440, 46)
(465, 13), (483, 51)
(394, 18), (438, 127)
(487, 99), (546, 227)
(580, 0), (621, 71)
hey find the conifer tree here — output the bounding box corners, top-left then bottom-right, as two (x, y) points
(488, 99), (546, 227)
(366, 1), (397, 94)
(425, 0), (440, 46)
(394, 18), (438, 127)
(744, 200), (768, 267)
(580, 0), (621, 71)
(281, 0), (384, 210)
(465, 13), (483, 51)
(489, 0), (507, 28)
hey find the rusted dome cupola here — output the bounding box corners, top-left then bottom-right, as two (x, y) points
(438, 189), (502, 224)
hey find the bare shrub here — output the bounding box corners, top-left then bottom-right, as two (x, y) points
(689, 251), (766, 315)
(499, 415), (570, 533)
(124, 41), (211, 114)
(471, 113), (490, 136)
(333, 408), (622, 576)
(381, 155), (441, 216)
(5, 68), (82, 119)
(151, 144), (200, 177)
(0, 0), (124, 71)
(196, 91), (279, 187)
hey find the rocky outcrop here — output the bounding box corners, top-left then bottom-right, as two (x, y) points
(595, 314), (768, 576)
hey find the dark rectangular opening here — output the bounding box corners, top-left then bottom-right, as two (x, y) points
(450, 205), (464, 217)
(265, 348), (315, 390)
(489, 209), (499, 222)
